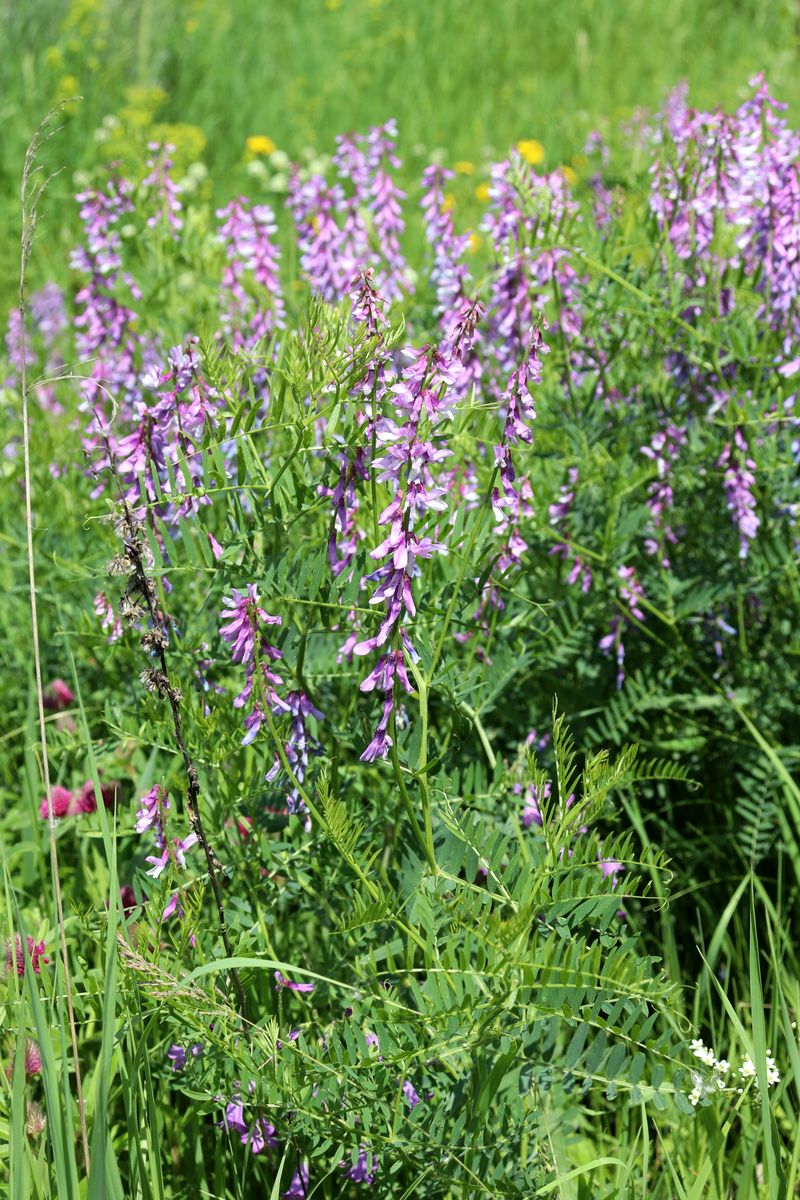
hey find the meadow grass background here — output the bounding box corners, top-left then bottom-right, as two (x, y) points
(4, 2), (800, 1196)
(3, 0), (800, 301)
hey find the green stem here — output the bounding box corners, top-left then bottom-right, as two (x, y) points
(408, 660), (437, 871)
(258, 685), (429, 952)
(427, 465), (498, 684)
(458, 701), (496, 770)
(388, 719), (435, 872)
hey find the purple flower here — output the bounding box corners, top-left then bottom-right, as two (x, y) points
(288, 171), (350, 302)
(243, 1117), (279, 1155)
(599, 858), (623, 887)
(94, 592), (122, 641)
(281, 1163), (309, 1198)
(219, 586), (281, 666)
(143, 144), (183, 236)
(718, 429), (760, 559)
(220, 587), (290, 747)
(341, 1145), (379, 1184)
(548, 467), (592, 591)
(267, 691), (324, 814)
(640, 424), (686, 566)
(217, 197), (285, 354)
(223, 1097), (248, 1135)
(136, 783), (169, 847)
(420, 165), (479, 378)
(167, 1044), (187, 1071)
(599, 566), (647, 688)
(274, 970), (316, 993)
(346, 343), (468, 758)
(403, 1079), (421, 1109)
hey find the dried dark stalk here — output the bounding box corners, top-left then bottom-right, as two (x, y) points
(100, 443), (250, 1029)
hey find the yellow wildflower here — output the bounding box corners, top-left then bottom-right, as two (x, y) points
(561, 165), (578, 186)
(467, 233), (482, 253)
(454, 160), (475, 175)
(475, 182), (491, 203)
(441, 193), (456, 213)
(516, 138), (545, 166)
(247, 135), (277, 156)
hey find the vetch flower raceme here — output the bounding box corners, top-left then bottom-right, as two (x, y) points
(640, 424), (687, 566)
(220, 585), (289, 746)
(348, 343), (463, 760)
(95, 591), (122, 641)
(265, 691), (324, 815)
(217, 197), (285, 354)
(167, 1042), (202, 1071)
(142, 143), (184, 236)
(717, 429), (760, 559)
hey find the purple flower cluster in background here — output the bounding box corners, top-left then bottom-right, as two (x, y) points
(217, 197), (285, 354)
(548, 468), (592, 592)
(599, 566), (647, 688)
(71, 173), (154, 418)
(142, 143), (184, 237)
(641, 424), (687, 566)
(288, 120), (409, 304)
(717, 429), (760, 559)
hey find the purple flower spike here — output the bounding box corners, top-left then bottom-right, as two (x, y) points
(219, 586), (281, 665)
(220, 586), (289, 748)
(217, 197), (285, 355)
(718, 429), (760, 559)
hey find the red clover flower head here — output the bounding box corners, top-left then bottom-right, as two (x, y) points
(4, 935), (48, 978)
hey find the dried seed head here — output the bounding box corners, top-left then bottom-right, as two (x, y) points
(119, 593), (145, 624)
(26, 1100), (46, 1137)
(139, 667), (170, 695)
(107, 553), (133, 576)
(141, 628), (168, 653)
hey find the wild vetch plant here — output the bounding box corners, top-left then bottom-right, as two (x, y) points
(2, 77), (799, 1197)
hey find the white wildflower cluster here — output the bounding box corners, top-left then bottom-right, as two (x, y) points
(687, 1038), (781, 1107)
(688, 1038), (730, 1106)
(738, 1052), (781, 1090)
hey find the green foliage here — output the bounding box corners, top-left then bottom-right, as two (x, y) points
(3, 22), (800, 1195)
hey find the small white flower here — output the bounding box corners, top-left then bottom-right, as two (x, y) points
(739, 1055), (757, 1081)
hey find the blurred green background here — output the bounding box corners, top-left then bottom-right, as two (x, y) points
(3, 0), (800, 295)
